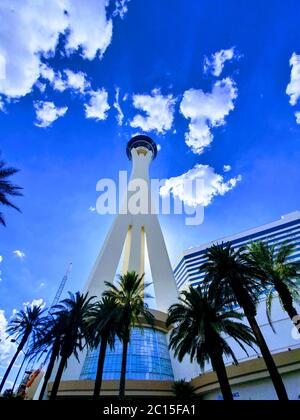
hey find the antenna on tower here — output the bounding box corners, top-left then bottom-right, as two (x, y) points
(50, 263), (72, 310)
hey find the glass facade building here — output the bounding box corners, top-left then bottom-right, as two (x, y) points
(80, 327), (174, 381)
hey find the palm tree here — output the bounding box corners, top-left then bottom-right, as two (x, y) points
(85, 296), (121, 399)
(201, 243), (289, 400)
(0, 154), (23, 226)
(172, 379), (197, 400)
(49, 292), (94, 400)
(0, 304), (47, 393)
(28, 312), (68, 400)
(245, 241), (300, 326)
(167, 286), (256, 401)
(103, 272), (155, 399)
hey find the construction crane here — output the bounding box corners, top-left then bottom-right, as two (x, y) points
(50, 263), (72, 310)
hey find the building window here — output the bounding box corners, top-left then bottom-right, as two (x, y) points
(80, 327), (174, 381)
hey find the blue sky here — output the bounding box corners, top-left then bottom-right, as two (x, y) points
(1, 0), (300, 383)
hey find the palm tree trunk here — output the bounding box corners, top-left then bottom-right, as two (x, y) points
(119, 337), (129, 399)
(283, 303), (299, 324)
(247, 315), (288, 400)
(210, 351), (233, 401)
(39, 343), (60, 400)
(49, 355), (67, 400)
(275, 284), (299, 323)
(0, 336), (27, 393)
(11, 353), (27, 393)
(93, 337), (108, 400)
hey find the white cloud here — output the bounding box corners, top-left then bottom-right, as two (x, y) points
(286, 53), (300, 106)
(295, 111), (300, 124)
(113, 0), (131, 19)
(0, 310), (17, 363)
(40, 65), (90, 94)
(64, 0), (113, 60)
(0, 0), (68, 98)
(34, 101), (68, 128)
(89, 206), (96, 212)
(64, 69), (90, 93)
(204, 47), (237, 77)
(180, 78), (237, 154)
(84, 88), (110, 121)
(130, 89), (177, 134)
(23, 298), (46, 310)
(223, 164), (232, 172)
(0, 0), (114, 99)
(113, 87), (124, 125)
(0, 256), (2, 263)
(13, 250), (26, 259)
(160, 164), (242, 207)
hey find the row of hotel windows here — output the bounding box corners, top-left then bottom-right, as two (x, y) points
(175, 223), (300, 281)
(175, 225), (300, 289)
(174, 221), (300, 275)
(177, 250), (300, 290)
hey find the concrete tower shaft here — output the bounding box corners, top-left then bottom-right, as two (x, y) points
(84, 135), (178, 313)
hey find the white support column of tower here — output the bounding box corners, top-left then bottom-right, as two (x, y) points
(84, 135), (178, 313)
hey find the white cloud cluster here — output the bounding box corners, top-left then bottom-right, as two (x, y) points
(64, 0), (113, 60)
(113, 87), (124, 125)
(286, 53), (300, 106)
(40, 65), (91, 94)
(13, 250), (26, 259)
(286, 53), (300, 125)
(113, 0), (131, 19)
(223, 164), (232, 173)
(0, 0), (114, 99)
(23, 298), (46, 310)
(84, 89), (110, 121)
(34, 101), (68, 128)
(180, 78), (237, 154)
(0, 310), (17, 364)
(204, 48), (237, 77)
(130, 89), (177, 134)
(160, 164), (242, 207)
(64, 69), (90, 93)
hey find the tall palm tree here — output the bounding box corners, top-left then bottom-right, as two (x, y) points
(201, 243), (289, 400)
(85, 296), (121, 399)
(103, 272), (154, 399)
(0, 154), (23, 226)
(167, 286), (256, 401)
(49, 292), (94, 400)
(245, 241), (300, 326)
(28, 312), (68, 400)
(0, 304), (47, 393)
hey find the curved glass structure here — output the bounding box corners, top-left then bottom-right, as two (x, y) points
(126, 135), (157, 160)
(80, 327), (174, 381)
